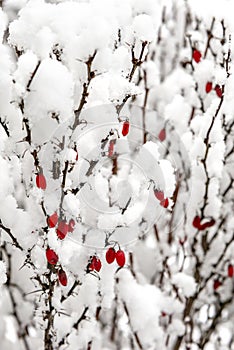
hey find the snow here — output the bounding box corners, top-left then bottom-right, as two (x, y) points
(24, 58), (74, 123)
(0, 0), (233, 348)
(0, 157), (13, 197)
(117, 269), (163, 347)
(172, 272), (197, 297)
(132, 14), (155, 42)
(0, 261), (7, 287)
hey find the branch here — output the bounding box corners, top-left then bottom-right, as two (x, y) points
(44, 270), (56, 350)
(0, 118), (10, 137)
(58, 306), (89, 347)
(72, 51), (97, 130)
(123, 302), (143, 349)
(116, 41), (148, 115)
(3, 246), (30, 350)
(26, 61), (41, 91)
(0, 221), (23, 251)
(199, 296), (233, 349)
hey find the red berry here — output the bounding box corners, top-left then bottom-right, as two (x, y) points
(46, 249), (59, 265)
(215, 84), (222, 98)
(193, 216), (201, 229)
(106, 248), (116, 264)
(193, 49), (202, 63)
(228, 264), (234, 278)
(158, 128), (166, 142)
(160, 198), (169, 208)
(89, 261), (96, 271)
(56, 220), (69, 240)
(122, 121), (130, 136)
(116, 250), (125, 267)
(206, 218), (215, 227)
(90, 256), (102, 272)
(58, 269), (67, 286)
(199, 218), (216, 230)
(47, 212), (58, 228)
(76, 152), (79, 161)
(94, 257), (102, 272)
(108, 140), (115, 157)
(36, 173), (47, 190)
(205, 82), (213, 93)
(68, 219), (75, 233)
(213, 279), (221, 291)
(154, 190), (164, 201)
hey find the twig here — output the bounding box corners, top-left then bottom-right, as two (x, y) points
(0, 222), (23, 251)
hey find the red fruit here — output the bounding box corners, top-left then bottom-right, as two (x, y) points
(193, 216), (201, 229)
(193, 49), (202, 63)
(94, 257), (102, 272)
(215, 85), (222, 98)
(68, 219), (75, 233)
(228, 264), (234, 278)
(46, 249), (59, 265)
(160, 198), (169, 208)
(199, 218), (216, 230)
(158, 128), (166, 142)
(106, 248), (116, 264)
(47, 212), (58, 228)
(205, 82), (213, 93)
(36, 173), (47, 190)
(108, 140), (115, 157)
(213, 279), (221, 291)
(89, 260), (96, 271)
(58, 269), (67, 286)
(116, 250), (125, 267)
(206, 218), (215, 227)
(154, 190), (164, 201)
(122, 121), (130, 136)
(56, 220), (69, 240)
(90, 256), (102, 272)
(76, 152), (79, 161)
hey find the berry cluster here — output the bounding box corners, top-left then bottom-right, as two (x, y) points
(46, 249), (67, 286)
(48, 212), (75, 240)
(45, 214), (75, 286)
(106, 247), (125, 267)
(205, 82), (222, 97)
(87, 247), (126, 275)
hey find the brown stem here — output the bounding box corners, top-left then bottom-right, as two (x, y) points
(72, 51), (97, 130)
(0, 222), (23, 251)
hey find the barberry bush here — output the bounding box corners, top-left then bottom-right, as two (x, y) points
(0, 0), (234, 349)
